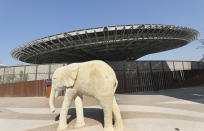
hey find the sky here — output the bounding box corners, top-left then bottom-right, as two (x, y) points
(0, 0), (204, 66)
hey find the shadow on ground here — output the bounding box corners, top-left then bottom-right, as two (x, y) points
(55, 108), (115, 127)
(131, 85), (204, 104)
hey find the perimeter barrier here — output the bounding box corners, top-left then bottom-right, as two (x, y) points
(0, 61), (204, 96)
(116, 69), (204, 93)
(0, 80), (45, 97)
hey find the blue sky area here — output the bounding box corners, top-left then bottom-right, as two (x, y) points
(0, 0), (204, 66)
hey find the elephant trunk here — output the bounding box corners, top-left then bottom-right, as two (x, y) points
(49, 87), (56, 113)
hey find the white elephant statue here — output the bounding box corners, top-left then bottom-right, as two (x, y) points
(49, 60), (123, 131)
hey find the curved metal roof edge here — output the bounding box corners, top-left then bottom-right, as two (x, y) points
(10, 24), (200, 61)
(10, 24), (199, 51)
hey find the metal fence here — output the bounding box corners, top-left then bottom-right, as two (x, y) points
(1, 69), (203, 97)
(0, 60), (204, 84)
(116, 69), (204, 93)
(0, 61), (204, 96)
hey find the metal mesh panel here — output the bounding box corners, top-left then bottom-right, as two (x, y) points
(0, 68), (4, 76)
(151, 61), (163, 72)
(174, 62), (183, 70)
(25, 65), (36, 73)
(0, 61), (204, 84)
(37, 65), (49, 73)
(51, 64), (63, 73)
(5, 67), (14, 74)
(14, 66), (25, 74)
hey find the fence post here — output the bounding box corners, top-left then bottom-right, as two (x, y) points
(123, 61), (127, 92)
(2, 67), (5, 83)
(149, 61), (152, 91)
(48, 64), (51, 79)
(161, 61), (164, 72)
(12, 67), (15, 83)
(172, 61), (175, 79)
(182, 61), (184, 70)
(23, 65), (27, 82)
(173, 61), (175, 72)
(24, 65), (26, 74)
(136, 61), (140, 91)
(150, 61), (155, 91)
(35, 65), (38, 80)
(149, 61), (152, 72)
(161, 61), (165, 89)
(197, 62), (200, 69)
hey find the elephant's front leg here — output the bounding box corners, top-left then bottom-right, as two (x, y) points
(74, 95), (85, 128)
(58, 88), (76, 131)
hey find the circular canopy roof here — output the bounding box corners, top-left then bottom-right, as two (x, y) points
(11, 24), (199, 64)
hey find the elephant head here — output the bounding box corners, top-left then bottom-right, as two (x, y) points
(49, 63), (79, 113)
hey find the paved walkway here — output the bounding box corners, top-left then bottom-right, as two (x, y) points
(0, 86), (204, 131)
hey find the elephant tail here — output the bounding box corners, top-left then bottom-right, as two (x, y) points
(113, 80), (118, 93)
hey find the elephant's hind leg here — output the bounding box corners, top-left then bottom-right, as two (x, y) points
(74, 95), (85, 128)
(100, 96), (114, 131)
(58, 88), (76, 131)
(113, 97), (123, 131)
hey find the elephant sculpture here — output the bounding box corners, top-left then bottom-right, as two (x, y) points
(49, 60), (123, 131)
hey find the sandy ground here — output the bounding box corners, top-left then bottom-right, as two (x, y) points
(0, 85), (204, 131)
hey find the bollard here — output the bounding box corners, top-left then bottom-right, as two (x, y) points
(45, 79), (52, 98)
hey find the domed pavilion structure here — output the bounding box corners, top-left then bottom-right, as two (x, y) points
(11, 24), (199, 64)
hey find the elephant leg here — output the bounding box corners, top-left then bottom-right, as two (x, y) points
(100, 96), (114, 131)
(74, 95), (85, 128)
(58, 88), (76, 131)
(55, 90), (61, 98)
(113, 97), (123, 131)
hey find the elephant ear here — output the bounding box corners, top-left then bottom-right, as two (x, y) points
(63, 63), (79, 87)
